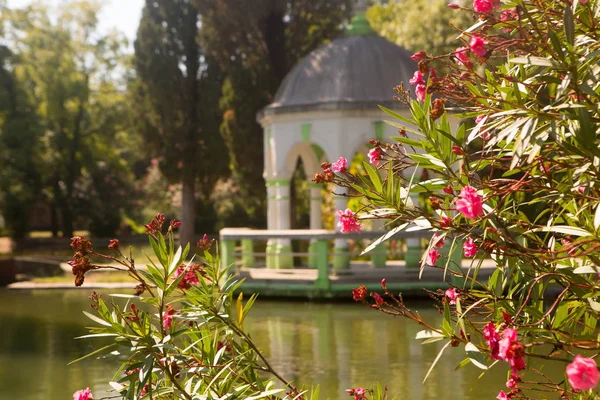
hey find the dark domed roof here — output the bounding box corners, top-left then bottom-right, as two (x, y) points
(259, 34), (417, 118)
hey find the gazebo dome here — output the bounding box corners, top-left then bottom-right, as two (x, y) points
(260, 34), (417, 118)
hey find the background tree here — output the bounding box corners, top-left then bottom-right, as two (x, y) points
(201, 0), (352, 225)
(0, 33), (43, 240)
(366, 0), (471, 56)
(133, 0), (228, 245)
(5, 1), (136, 237)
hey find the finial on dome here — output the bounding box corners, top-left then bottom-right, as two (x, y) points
(346, 0), (375, 36)
(352, 0), (369, 13)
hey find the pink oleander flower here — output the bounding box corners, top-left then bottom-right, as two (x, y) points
(432, 233), (445, 248)
(415, 83), (426, 101)
(455, 46), (473, 68)
(409, 70), (424, 85)
(331, 156), (348, 173)
(426, 248), (441, 265)
(162, 305), (176, 329)
(372, 292), (384, 306)
(337, 209), (362, 233)
(500, 8), (518, 32)
(411, 50), (427, 61)
(469, 35), (487, 57)
(496, 391), (508, 400)
(506, 373), (520, 389)
(484, 322), (501, 360)
(498, 328), (518, 360)
(566, 355), (600, 391)
(473, 0), (500, 13)
(368, 148), (382, 166)
(440, 215), (452, 228)
(352, 286), (367, 301)
(445, 288), (459, 305)
(456, 185), (484, 219)
(463, 237), (478, 257)
(346, 387), (367, 400)
(73, 388), (93, 400)
(475, 114), (488, 125)
(174, 265), (201, 290)
(498, 328), (526, 372)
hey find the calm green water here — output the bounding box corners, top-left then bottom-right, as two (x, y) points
(0, 289), (531, 399)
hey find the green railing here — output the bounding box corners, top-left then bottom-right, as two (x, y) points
(219, 228), (438, 292)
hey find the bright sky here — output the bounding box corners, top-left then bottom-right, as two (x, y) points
(7, 0), (144, 43)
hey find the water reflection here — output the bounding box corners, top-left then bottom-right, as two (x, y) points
(0, 290), (512, 399)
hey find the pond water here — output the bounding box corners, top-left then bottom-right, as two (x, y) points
(0, 289), (552, 399)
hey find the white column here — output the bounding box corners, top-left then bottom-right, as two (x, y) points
(266, 183), (277, 269)
(309, 183), (323, 230)
(274, 180), (293, 269)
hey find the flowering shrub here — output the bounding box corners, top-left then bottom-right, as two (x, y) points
(322, 0), (600, 398)
(69, 214), (315, 399)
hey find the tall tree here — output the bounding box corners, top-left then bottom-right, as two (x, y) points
(0, 33), (43, 240)
(134, 0), (227, 245)
(5, 1), (134, 237)
(366, 0), (472, 56)
(201, 0), (352, 223)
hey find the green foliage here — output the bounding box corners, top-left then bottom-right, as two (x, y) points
(133, 0), (229, 244)
(3, 1), (137, 238)
(201, 0), (352, 220)
(333, 0), (600, 398)
(69, 222), (320, 399)
(367, 0), (471, 56)
(0, 46), (43, 239)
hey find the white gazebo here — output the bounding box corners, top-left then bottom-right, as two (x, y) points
(257, 4), (420, 270)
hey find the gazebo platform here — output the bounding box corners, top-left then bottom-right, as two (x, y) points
(220, 228), (494, 300)
(234, 260), (496, 300)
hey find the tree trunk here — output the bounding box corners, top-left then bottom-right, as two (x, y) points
(50, 201), (59, 238)
(180, 177), (195, 247)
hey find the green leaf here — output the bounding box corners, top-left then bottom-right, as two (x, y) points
(564, 4), (575, 46)
(528, 226), (592, 237)
(83, 311), (112, 327)
(363, 161), (383, 193)
(465, 343), (488, 370)
(510, 56), (558, 67)
(422, 341), (451, 383)
(360, 223), (408, 255)
(416, 330), (445, 340)
(68, 344), (116, 365)
(573, 265), (599, 274)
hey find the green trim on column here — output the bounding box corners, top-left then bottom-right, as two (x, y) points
(314, 240), (330, 290)
(311, 143), (324, 160)
(301, 123), (311, 142)
(266, 240), (276, 269)
(241, 239), (254, 268)
(308, 182), (323, 189)
(274, 244), (294, 269)
(274, 196), (290, 201)
(265, 127), (271, 142)
(370, 242), (387, 268)
(373, 120), (384, 140)
(333, 246), (350, 272)
(266, 178), (290, 187)
(221, 240), (236, 270)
